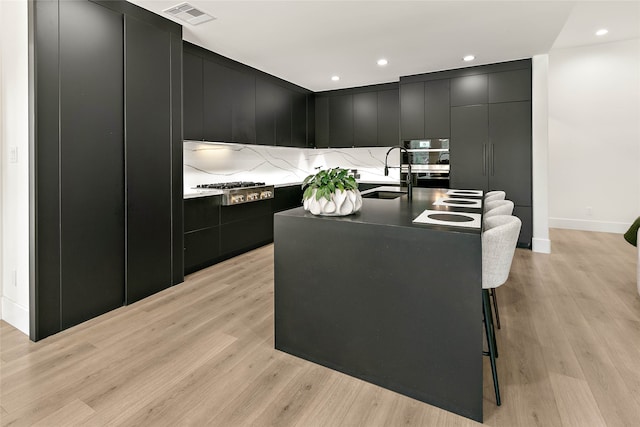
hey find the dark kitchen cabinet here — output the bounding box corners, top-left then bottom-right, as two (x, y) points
(58, 0), (125, 329)
(450, 74), (488, 107)
(315, 97), (329, 148)
(489, 69), (531, 103)
(185, 227), (221, 274)
(424, 79), (450, 137)
(203, 59), (233, 142)
(400, 79), (450, 140)
(315, 83), (398, 148)
(329, 94), (354, 147)
(203, 58), (258, 144)
(231, 70), (256, 144)
(32, 0), (183, 340)
(273, 185), (303, 213)
(184, 196), (221, 274)
(354, 92), (378, 146)
(256, 78), (277, 145)
(450, 101), (532, 246)
(377, 89), (399, 146)
(292, 92), (308, 147)
(275, 85), (292, 147)
(124, 14), (175, 304)
(183, 51), (203, 140)
(400, 82), (424, 140)
(450, 105), (489, 192)
(183, 42), (311, 147)
(220, 199), (273, 257)
(488, 101), (532, 206)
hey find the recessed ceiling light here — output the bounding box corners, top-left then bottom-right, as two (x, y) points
(595, 29), (608, 36)
(463, 55), (475, 62)
(377, 59), (388, 66)
(331, 75), (340, 81)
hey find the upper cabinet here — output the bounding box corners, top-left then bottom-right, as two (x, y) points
(450, 74), (488, 106)
(183, 42), (312, 147)
(315, 84), (399, 148)
(488, 69), (532, 103)
(183, 52), (203, 141)
(400, 79), (450, 140)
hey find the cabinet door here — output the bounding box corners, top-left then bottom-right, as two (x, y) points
(424, 79), (450, 138)
(400, 82), (424, 139)
(203, 59), (233, 141)
(231, 70), (256, 144)
(183, 51), (203, 140)
(315, 96), (329, 148)
(125, 15), (173, 304)
(488, 101), (532, 206)
(291, 92), (308, 147)
(59, 0), (125, 328)
(489, 69), (531, 103)
(255, 78), (277, 145)
(377, 89), (399, 146)
(450, 105), (488, 191)
(353, 92), (378, 146)
(184, 196), (221, 232)
(275, 84), (292, 146)
(329, 94), (354, 147)
(450, 74), (488, 106)
(184, 227), (220, 274)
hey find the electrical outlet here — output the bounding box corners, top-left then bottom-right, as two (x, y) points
(9, 146), (18, 163)
(586, 207), (593, 217)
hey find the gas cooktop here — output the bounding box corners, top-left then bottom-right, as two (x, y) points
(194, 182), (274, 206)
(196, 181), (266, 190)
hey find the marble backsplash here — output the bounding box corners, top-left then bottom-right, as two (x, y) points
(183, 141), (401, 190)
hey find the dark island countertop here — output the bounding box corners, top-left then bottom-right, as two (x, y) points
(277, 186), (483, 234)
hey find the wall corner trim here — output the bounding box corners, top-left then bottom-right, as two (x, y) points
(532, 238), (551, 254)
(1, 297), (30, 335)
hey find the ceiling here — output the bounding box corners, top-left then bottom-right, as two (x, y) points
(128, 1), (640, 92)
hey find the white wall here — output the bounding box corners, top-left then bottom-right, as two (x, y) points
(531, 54), (551, 253)
(548, 39), (640, 233)
(1, 0), (30, 334)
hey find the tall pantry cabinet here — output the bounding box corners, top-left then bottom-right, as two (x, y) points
(31, 0), (183, 340)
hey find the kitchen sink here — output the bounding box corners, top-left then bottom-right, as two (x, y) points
(362, 190), (405, 200)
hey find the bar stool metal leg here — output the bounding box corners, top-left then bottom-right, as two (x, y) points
(483, 289), (501, 406)
(491, 288), (501, 329)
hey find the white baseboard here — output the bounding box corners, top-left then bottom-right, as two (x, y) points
(532, 238), (551, 254)
(1, 297), (29, 336)
(549, 218), (631, 234)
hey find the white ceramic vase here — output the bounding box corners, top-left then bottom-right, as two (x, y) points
(303, 189), (363, 216)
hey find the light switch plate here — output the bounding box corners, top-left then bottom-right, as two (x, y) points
(9, 146), (18, 163)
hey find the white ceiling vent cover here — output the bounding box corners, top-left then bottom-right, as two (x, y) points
(163, 3), (215, 26)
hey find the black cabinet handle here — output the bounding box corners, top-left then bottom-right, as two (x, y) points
(483, 144), (487, 176)
(491, 143), (495, 176)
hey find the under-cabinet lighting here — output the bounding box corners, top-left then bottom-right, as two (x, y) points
(595, 29), (608, 36)
(463, 55), (475, 62)
(331, 75), (340, 81)
(377, 59), (388, 66)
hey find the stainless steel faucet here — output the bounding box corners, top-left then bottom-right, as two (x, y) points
(384, 146), (412, 201)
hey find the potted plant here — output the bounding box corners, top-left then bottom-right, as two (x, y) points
(302, 167), (363, 216)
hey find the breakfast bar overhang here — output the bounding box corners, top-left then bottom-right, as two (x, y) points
(274, 188), (484, 422)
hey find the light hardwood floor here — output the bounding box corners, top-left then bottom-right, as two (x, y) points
(1, 228), (639, 426)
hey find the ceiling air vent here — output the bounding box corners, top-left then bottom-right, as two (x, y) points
(163, 3), (215, 26)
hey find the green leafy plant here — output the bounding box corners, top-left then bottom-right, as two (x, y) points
(302, 167), (358, 201)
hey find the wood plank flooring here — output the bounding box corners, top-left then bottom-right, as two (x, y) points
(1, 228), (639, 426)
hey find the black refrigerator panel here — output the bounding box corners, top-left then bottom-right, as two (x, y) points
(59, 0), (125, 329)
(124, 14), (173, 304)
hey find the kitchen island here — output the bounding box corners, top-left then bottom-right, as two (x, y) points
(274, 187), (484, 422)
